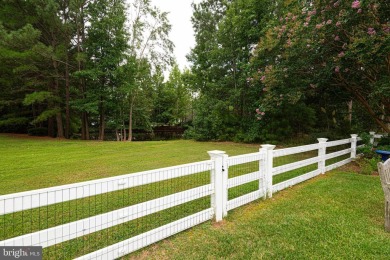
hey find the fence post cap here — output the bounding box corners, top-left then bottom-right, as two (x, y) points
(369, 131), (376, 135)
(207, 150), (226, 157)
(317, 138), (328, 143)
(350, 134), (358, 138)
(261, 144), (276, 150)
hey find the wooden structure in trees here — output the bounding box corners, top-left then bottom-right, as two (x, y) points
(378, 159), (390, 232)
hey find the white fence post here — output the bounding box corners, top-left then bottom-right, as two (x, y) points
(317, 138), (328, 174)
(222, 154), (228, 218)
(208, 150), (226, 222)
(261, 144), (275, 199)
(370, 131), (376, 145)
(259, 147), (266, 200)
(350, 134), (358, 159)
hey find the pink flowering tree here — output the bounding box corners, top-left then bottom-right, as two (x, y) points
(252, 0), (390, 132)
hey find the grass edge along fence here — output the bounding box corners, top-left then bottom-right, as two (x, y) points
(0, 135), (362, 259)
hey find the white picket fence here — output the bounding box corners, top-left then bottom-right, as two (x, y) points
(0, 135), (362, 259)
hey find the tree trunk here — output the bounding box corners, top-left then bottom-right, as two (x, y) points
(52, 60), (64, 138)
(116, 129), (120, 141)
(338, 77), (390, 133)
(347, 100), (353, 126)
(77, 4), (89, 140)
(353, 91), (390, 133)
(128, 95), (136, 142)
(128, 103), (133, 142)
(65, 54), (70, 139)
(123, 120), (127, 141)
(62, 2), (71, 139)
(98, 97), (105, 141)
(98, 107), (105, 141)
(99, 115), (105, 140)
(56, 112), (64, 138)
(81, 114), (86, 140)
(81, 112), (90, 140)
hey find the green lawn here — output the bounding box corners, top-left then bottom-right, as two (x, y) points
(1, 134), (380, 259)
(128, 170), (390, 260)
(0, 134), (260, 195)
(0, 134), (263, 259)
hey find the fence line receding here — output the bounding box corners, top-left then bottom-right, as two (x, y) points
(0, 135), (362, 259)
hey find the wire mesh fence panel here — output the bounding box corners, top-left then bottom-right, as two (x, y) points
(45, 197), (211, 259)
(75, 208), (214, 260)
(325, 139), (352, 168)
(226, 153), (264, 212)
(228, 161), (259, 201)
(273, 150), (318, 185)
(0, 161), (213, 259)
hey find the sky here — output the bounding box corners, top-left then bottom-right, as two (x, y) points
(150, 0), (201, 70)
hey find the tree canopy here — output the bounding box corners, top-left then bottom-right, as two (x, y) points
(253, 0), (390, 133)
(186, 0), (389, 142)
(0, 0), (388, 141)
(0, 0), (193, 140)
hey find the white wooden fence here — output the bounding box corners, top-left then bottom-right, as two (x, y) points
(369, 131), (387, 146)
(0, 135), (362, 259)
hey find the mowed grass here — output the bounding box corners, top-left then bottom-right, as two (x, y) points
(0, 134), (264, 258)
(128, 169), (390, 260)
(1, 134), (376, 259)
(0, 134), (260, 195)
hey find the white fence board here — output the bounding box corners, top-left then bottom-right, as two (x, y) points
(272, 156), (320, 176)
(227, 152), (262, 166)
(74, 208), (213, 260)
(0, 160), (213, 215)
(326, 138), (351, 147)
(0, 184), (212, 248)
(272, 169), (321, 193)
(325, 148), (351, 160)
(227, 171), (260, 189)
(273, 143), (319, 158)
(325, 158), (352, 172)
(227, 190), (263, 211)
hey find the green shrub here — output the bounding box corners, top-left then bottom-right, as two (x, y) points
(377, 136), (390, 151)
(356, 132), (375, 158)
(355, 132), (385, 175)
(357, 157), (380, 175)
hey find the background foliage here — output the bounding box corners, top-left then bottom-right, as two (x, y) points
(187, 0), (389, 142)
(0, 0), (192, 140)
(0, 0), (388, 142)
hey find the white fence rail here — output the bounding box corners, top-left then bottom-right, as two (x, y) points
(273, 169), (321, 193)
(75, 209), (214, 260)
(0, 135), (361, 259)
